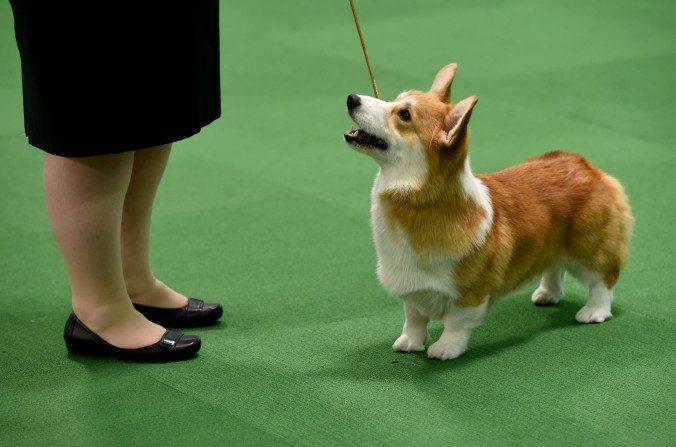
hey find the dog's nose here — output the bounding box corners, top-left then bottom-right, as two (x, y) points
(347, 94), (361, 110)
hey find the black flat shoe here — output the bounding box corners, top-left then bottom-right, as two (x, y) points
(133, 298), (223, 328)
(63, 313), (201, 362)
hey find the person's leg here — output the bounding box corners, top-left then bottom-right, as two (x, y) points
(44, 153), (165, 348)
(121, 144), (188, 309)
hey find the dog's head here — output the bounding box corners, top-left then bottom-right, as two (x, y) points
(344, 63), (478, 187)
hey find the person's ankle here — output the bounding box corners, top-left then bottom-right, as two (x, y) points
(72, 298), (136, 334)
(126, 278), (188, 309)
(124, 274), (157, 299)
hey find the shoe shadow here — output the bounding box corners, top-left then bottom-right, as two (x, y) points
(66, 352), (203, 365)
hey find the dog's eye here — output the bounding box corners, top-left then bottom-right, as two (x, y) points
(398, 109), (411, 122)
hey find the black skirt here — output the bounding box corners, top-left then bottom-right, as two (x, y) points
(9, 0), (221, 157)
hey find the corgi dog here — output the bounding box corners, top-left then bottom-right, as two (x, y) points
(343, 63), (633, 360)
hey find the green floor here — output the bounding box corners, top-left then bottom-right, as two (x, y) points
(1, 1), (675, 445)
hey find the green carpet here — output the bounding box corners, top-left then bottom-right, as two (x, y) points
(1, 1), (674, 445)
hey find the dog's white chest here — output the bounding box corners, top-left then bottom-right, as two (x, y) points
(370, 197), (459, 301)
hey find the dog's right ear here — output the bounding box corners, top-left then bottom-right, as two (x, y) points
(429, 63), (458, 103)
(439, 95), (479, 148)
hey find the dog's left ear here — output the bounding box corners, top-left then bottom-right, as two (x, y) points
(429, 63), (458, 103)
(440, 95), (479, 148)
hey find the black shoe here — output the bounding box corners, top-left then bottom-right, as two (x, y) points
(133, 298), (223, 328)
(63, 313), (201, 362)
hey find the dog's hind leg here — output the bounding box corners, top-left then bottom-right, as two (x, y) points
(531, 265), (565, 306)
(567, 264), (613, 323)
(576, 282), (613, 323)
(392, 301), (429, 352)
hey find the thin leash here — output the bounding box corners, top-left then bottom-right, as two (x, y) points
(348, 0), (379, 99)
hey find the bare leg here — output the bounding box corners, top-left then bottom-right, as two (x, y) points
(427, 299), (488, 360)
(531, 265), (565, 305)
(121, 144), (188, 308)
(44, 153), (165, 348)
(392, 301), (429, 352)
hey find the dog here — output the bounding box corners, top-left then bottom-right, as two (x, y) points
(343, 63), (633, 360)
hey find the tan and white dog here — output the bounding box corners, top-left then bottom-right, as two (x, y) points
(344, 63), (633, 360)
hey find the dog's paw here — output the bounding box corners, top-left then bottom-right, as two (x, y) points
(531, 286), (562, 306)
(392, 333), (426, 352)
(426, 339), (466, 360)
(575, 305), (612, 324)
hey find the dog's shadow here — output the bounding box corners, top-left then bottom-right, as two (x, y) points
(318, 295), (623, 381)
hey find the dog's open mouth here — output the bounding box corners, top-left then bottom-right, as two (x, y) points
(344, 129), (388, 150)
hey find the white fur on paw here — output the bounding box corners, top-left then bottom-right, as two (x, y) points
(575, 306), (612, 323)
(392, 333), (426, 352)
(426, 340), (466, 360)
(531, 287), (562, 306)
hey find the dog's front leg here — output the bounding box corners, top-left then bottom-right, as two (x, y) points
(392, 301), (429, 352)
(427, 299), (488, 360)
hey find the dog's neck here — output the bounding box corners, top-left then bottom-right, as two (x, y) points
(376, 156), (485, 206)
(374, 156), (494, 251)
(375, 161), (428, 194)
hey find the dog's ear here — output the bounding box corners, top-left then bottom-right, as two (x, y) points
(440, 95), (479, 147)
(429, 63), (458, 103)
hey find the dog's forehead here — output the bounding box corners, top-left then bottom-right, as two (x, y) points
(394, 90), (423, 102)
(400, 97), (417, 108)
(394, 90), (443, 110)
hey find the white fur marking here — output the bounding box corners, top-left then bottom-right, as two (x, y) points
(459, 157), (493, 246)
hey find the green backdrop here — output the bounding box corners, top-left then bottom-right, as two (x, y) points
(1, 0), (674, 445)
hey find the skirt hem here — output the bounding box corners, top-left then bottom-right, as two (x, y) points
(25, 113), (220, 157)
